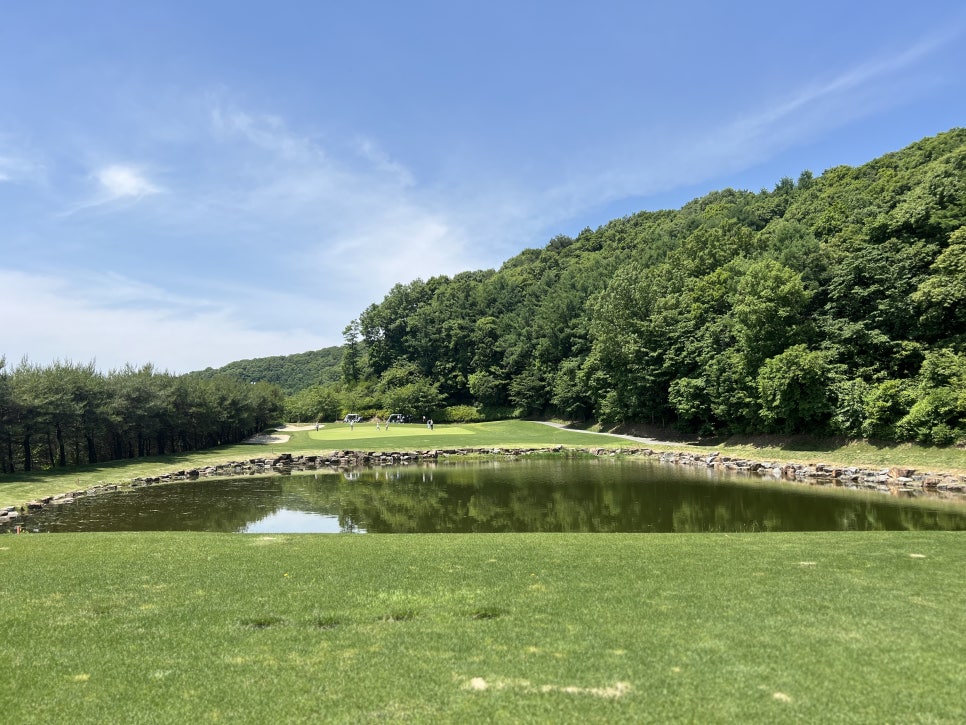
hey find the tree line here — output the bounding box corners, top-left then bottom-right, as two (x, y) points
(0, 360), (284, 473)
(288, 128), (966, 444)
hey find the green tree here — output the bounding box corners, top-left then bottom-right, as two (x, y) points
(285, 385), (339, 423)
(341, 321), (362, 384)
(861, 379), (914, 440)
(894, 350), (966, 444)
(732, 260), (812, 368)
(468, 370), (507, 409)
(912, 226), (966, 341)
(756, 346), (834, 433)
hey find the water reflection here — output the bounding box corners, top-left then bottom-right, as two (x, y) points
(243, 509), (366, 534)
(16, 458), (966, 534)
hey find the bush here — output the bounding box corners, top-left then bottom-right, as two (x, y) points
(436, 405), (484, 423)
(478, 406), (517, 422)
(895, 388), (965, 445)
(861, 379), (914, 440)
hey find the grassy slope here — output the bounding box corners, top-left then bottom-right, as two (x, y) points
(1, 531), (963, 723)
(3, 420), (966, 510)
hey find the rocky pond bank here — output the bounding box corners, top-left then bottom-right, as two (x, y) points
(4, 446), (966, 528)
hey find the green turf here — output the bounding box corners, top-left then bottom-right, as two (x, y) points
(302, 419), (605, 450)
(1, 531), (963, 723)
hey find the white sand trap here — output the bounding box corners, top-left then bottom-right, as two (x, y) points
(243, 434), (290, 444)
(244, 423), (325, 444)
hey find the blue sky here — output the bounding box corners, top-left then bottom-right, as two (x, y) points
(2, 1), (965, 373)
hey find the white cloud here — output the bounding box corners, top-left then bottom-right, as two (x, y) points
(95, 164), (161, 199)
(202, 102), (487, 288)
(59, 162), (163, 215)
(0, 269), (331, 373)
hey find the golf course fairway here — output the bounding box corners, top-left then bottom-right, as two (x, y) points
(2, 531), (964, 722)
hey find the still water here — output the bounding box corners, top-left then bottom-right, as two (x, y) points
(18, 458), (966, 533)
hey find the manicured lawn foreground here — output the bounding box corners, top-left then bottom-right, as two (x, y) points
(2, 532), (964, 723)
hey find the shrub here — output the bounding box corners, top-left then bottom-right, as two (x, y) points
(895, 388), (965, 445)
(436, 405), (484, 423)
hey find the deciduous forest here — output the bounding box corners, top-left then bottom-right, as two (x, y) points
(320, 129), (966, 442)
(3, 129), (965, 473)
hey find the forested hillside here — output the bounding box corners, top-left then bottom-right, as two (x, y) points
(191, 346), (342, 394)
(311, 129), (966, 443)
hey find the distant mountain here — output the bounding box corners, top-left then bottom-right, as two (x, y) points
(190, 346), (343, 394)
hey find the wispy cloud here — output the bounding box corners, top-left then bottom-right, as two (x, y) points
(723, 25), (962, 148)
(202, 102), (485, 291)
(542, 21), (966, 218)
(0, 269), (331, 372)
(95, 164), (161, 199)
(0, 146), (46, 185)
(211, 107), (323, 164)
(59, 162), (163, 216)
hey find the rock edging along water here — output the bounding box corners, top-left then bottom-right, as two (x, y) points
(3, 446), (966, 525)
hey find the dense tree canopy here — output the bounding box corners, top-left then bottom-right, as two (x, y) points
(0, 359), (284, 473)
(315, 129), (966, 444)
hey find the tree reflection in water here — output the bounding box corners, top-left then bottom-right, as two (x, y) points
(19, 458), (966, 533)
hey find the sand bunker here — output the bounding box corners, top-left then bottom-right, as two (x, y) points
(243, 424), (319, 445)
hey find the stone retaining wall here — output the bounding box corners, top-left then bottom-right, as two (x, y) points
(3, 446), (965, 526)
(644, 449), (966, 495)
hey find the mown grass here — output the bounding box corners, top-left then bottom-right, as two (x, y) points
(300, 419), (610, 452)
(3, 420), (965, 510)
(1, 531), (964, 723)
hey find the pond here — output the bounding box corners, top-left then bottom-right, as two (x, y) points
(16, 458), (966, 533)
